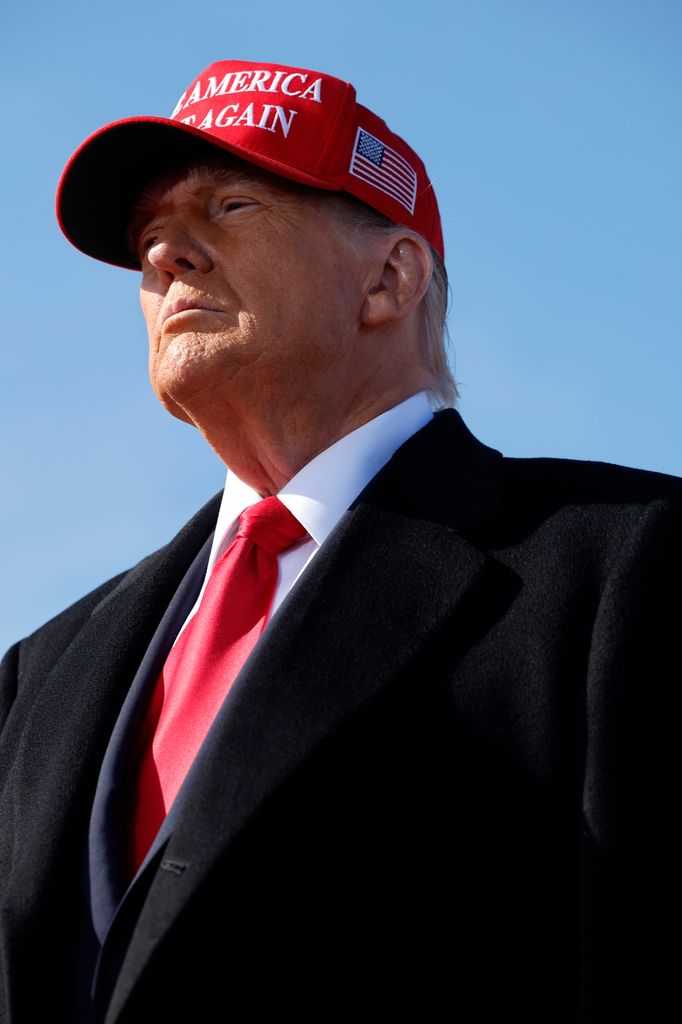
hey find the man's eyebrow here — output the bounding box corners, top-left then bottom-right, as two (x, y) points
(135, 165), (270, 211)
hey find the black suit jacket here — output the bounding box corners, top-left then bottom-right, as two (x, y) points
(0, 411), (680, 1023)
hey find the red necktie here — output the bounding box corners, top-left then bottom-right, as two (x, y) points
(128, 496), (306, 877)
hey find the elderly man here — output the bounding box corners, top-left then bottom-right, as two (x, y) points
(0, 60), (679, 1024)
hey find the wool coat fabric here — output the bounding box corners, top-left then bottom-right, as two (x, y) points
(0, 410), (680, 1023)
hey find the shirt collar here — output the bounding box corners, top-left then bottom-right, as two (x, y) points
(206, 391), (433, 570)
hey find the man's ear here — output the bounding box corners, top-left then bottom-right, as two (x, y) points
(360, 233), (433, 328)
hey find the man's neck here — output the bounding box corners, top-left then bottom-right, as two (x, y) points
(189, 380), (434, 496)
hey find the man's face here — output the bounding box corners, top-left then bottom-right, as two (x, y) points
(132, 157), (372, 426)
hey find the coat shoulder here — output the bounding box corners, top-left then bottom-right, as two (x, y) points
(502, 453), (682, 508)
(486, 453), (682, 581)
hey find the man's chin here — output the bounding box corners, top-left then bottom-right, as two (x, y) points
(156, 392), (196, 426)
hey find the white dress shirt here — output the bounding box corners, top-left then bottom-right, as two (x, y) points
(177, 392), (433, 638)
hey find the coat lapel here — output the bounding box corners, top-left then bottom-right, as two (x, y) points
(105, 411), (507, 1021)
(88, 534), (213, 943)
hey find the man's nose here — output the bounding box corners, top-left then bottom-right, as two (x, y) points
(146, 228), (213, 280)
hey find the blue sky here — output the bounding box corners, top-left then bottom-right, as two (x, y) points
(2, 0), (681, 653)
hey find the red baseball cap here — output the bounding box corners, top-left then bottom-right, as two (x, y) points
(56, 60), (444, 269)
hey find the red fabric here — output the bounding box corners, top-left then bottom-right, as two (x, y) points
(128, 496), (306, 878)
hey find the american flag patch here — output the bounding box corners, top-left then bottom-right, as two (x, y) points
(349, 128), (417, 214)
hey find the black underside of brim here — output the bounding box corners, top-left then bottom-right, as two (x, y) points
(59, 122), (253, 270)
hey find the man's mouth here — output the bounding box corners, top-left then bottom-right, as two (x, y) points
(161, 297), (226, 325)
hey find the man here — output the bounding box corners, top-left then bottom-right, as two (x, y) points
(0, 60), (679, 1024)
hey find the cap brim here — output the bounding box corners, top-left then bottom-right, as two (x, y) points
(56, 116), (341, 270)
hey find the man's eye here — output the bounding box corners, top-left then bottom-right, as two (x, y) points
(138, 236), (157, 259)
(222, 200), (253, 213)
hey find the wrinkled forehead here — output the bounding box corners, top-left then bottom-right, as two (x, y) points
(132, 152), (307, 218)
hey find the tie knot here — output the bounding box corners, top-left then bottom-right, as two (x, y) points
(237, 496), (306, 555)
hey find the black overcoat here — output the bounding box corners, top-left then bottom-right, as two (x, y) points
(0, 411), (680, 1023)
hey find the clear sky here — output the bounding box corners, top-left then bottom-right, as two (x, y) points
(2, 0), (681, 654)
